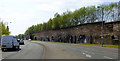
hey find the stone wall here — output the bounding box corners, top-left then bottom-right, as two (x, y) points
(34, 21), (120, 45)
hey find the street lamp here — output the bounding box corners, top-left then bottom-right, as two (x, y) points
(5, 22), (12, 27)
(97, 6), (104, 47)
(5, 22), (12, 32)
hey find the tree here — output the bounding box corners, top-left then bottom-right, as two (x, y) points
(85, 6), (97, 23)
(16, 34), (24, 39)
(0, 22), (2, 37)
(0, 22), (10, 35)
(47, 18), (52, 30)
(24, 2), (119, 36)
(52, 17), (60, 29)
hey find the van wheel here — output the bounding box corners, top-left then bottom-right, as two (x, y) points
(15, 46), (19, 50)
(2, 48), (5, 51)
(18, 46), (20, 49)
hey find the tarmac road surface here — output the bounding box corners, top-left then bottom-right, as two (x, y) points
(2, 40), (44, 59)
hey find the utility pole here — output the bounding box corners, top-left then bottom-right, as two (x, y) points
(101, 7), (104, 47)
(97, 6), (104, 47)
(6, 22), (12, 32)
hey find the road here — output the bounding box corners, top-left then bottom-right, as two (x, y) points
(2, 40), (44, 59)
(0, 48), (2, 61)
(1, 40), (118, 59)
(38, 41), (118, 59)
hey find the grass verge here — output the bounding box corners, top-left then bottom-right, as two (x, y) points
(32, 40), (119, 48)
(79, 44), (119, 48)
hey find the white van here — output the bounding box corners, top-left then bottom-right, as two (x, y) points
(1, 35), (20, 51)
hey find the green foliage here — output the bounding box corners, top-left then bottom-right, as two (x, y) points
(0, 22), (2, 37)
(0, 22), (10, 37)
(16, 34), (24, 39)
(24, 2), (119, 36)
(47, 19), (52, 30)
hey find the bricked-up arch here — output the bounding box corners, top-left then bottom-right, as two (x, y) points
(76, 32), (89, 43)
(33, 21), (120, 45)
(77, 32), (89, 36)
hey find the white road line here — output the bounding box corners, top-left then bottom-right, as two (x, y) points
(83, 53), (91, 58)
(83, 52), (92, 58)
(104, 56), (113, 59)
(84, 50), (95, 55)
(83, 53), (85, 54)
(86, 54), (91, 58)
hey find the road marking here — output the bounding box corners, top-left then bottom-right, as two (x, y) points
(86, 54), (91, 58)
(84, 50), (95, 55)
(83, 53), (85, 54)
(104, 56), (113, 59)
(83, 52), (91, 58)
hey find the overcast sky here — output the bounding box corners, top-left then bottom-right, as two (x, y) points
(0, 0), (119, 35)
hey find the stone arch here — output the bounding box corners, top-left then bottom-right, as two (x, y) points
(76, 32), (89, 43)
(77, 32), (89, 36)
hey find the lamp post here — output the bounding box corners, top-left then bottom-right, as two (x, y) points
(97, 6), (104, 47)
(4, 22), (12, 32)
(6, 22), (12, 32)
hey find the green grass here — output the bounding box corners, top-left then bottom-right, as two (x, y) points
(32, 40), (119, 48)
(79, 44), (119, 48)
(103, 45), (119, 48)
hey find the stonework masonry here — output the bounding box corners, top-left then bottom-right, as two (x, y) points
(34, 21), (120, 45)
